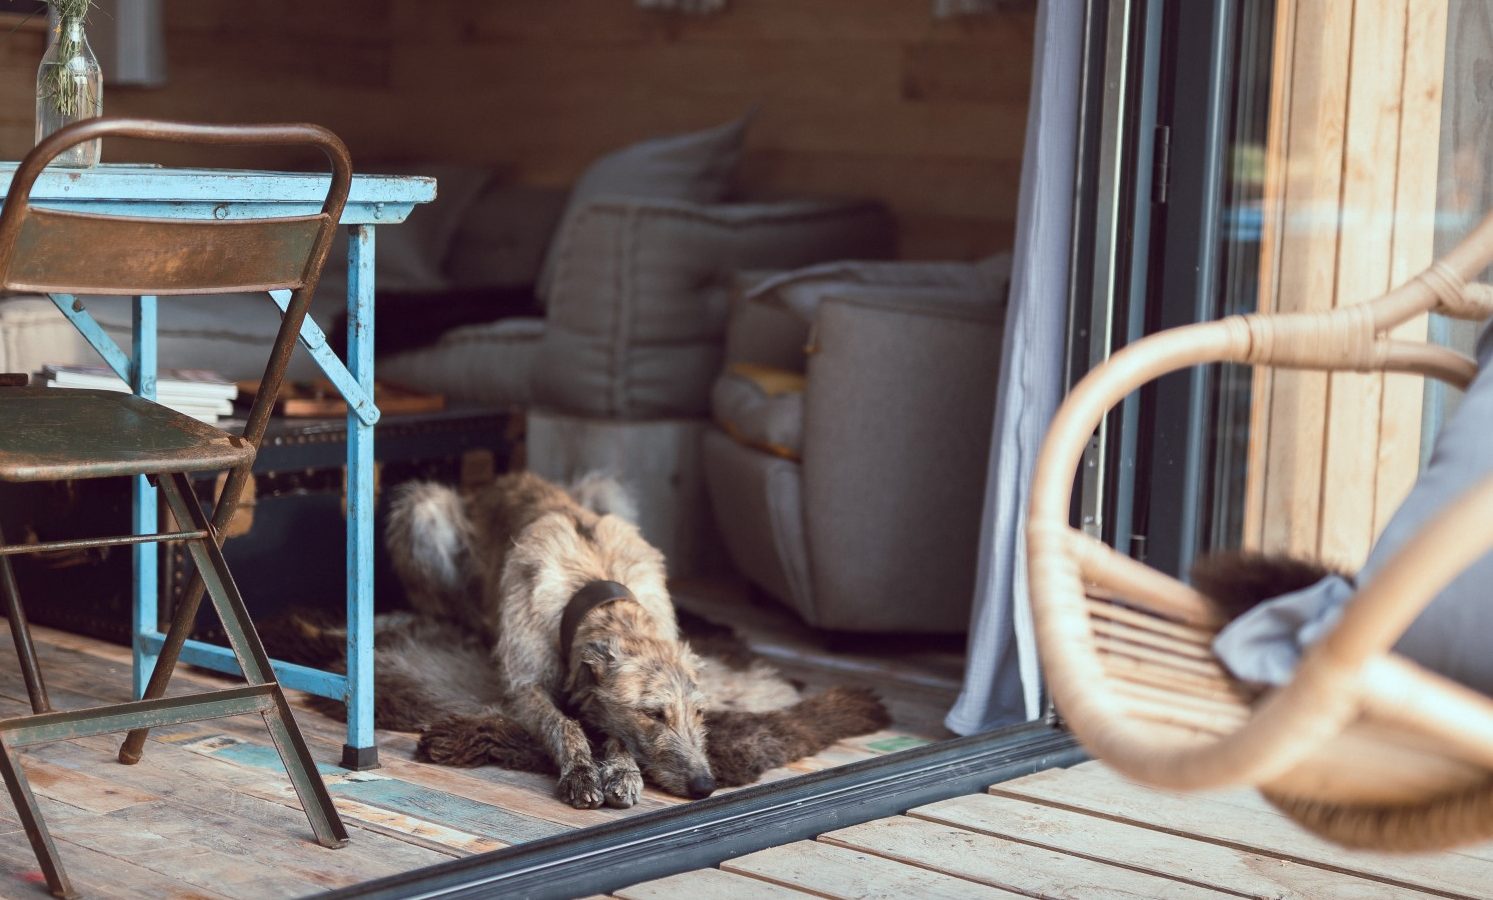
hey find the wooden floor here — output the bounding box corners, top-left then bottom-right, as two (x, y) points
(615, 761), (1493, 900)
(0, 586), (959, 899)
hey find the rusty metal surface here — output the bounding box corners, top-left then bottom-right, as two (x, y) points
(0, 119), (355, 898)
(0, 388), (253, 481)
(0, 529), (209, 556)
(7, 208), (325, 295)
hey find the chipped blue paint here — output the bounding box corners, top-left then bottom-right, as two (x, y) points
(140, 631), (349, 699)
(0, 163), (435, 223)
(345, 226), (377, 758)
(23, 167), (434, 763)
(131, 295), (159, 700)
(267, 289), (378, 427)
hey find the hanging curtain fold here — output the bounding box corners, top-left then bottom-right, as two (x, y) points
(945, 0), (1086, 734)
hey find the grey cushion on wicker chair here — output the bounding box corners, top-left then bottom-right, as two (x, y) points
(1215, 319), (1493, 693)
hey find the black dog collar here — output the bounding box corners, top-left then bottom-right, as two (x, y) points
(560, 580), (635, 665)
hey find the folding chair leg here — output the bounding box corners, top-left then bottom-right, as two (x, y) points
(116, 571), (207, 765)
(0, 736), (73, 898)
(0, 525), (51, 714)
(153, 474), (349, 846)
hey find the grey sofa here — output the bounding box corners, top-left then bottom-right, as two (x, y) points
(703, 256), (1010, 633)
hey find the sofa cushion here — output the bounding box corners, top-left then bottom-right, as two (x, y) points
(703, 429), (815, 622)
(376, 317), (544, 408)
(536, 115), (749, 302)
(446, 183), (569, 289)
(533, 197), (893, 418)
(746, 253), (1011, 322)
(0, 295), (90, 375)
(711, 362), (805, 460)
(1214, 320), (1493, 693)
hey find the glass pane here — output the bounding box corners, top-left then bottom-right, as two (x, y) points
(1207, 2), (1467, 562)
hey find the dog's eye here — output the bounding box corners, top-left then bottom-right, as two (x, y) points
(647, 709), (667, 723)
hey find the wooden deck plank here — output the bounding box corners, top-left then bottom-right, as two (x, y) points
(912, 793), (1434, 899)
(28, 740), (448, 887)
(174, 733), (569, 845)
(616, 867), (817, 899)
(19, 757), (159, 815)
(996, 763), (1493, 897)
(16, 725), (454, 872)
(820, 815), (1237, 898)
(0, 799), (226, 900)
(722, 840), (1024, 899)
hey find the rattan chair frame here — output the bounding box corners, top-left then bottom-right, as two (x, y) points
(1028, 211), (1493, 852)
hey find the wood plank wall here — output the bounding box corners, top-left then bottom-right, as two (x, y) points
(1243, 0), (1448, 564)
(0, 1), (1034, 261)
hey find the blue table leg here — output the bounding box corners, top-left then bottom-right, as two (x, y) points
(343, 226), (378, 770)
(131, 296), (159, 700)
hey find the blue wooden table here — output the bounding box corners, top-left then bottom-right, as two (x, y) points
(0, 163), (437, 769)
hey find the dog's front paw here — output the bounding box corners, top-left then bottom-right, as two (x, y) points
(557, 763), (604, 809)
(599, 762), (643, 809)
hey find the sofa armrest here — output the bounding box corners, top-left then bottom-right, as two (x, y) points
(532, 197), (895, 418)
(798, 295), (1004, 632)
(746, 252), (1011, 324)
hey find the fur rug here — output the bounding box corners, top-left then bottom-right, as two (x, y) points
(261, 607), (891, 789)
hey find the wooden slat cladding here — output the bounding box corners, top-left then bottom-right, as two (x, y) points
(0, 0), (1030, 261)
(1246, 0), (1447, 561)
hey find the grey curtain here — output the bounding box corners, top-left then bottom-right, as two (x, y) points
(945, 0), (1087, 734)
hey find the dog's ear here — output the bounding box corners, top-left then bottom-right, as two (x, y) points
(678, 646), (705, 678)
(578, 639), (618, 679)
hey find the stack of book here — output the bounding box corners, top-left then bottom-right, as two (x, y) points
(39, 364), (238, 424)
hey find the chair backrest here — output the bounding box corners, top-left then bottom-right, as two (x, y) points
(0, 118), (352, 529)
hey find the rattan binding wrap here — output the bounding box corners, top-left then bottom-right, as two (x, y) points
(1027, 213), (1493, 852)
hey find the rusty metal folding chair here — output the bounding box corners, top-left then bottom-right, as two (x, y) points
(0, 119), (351, 898)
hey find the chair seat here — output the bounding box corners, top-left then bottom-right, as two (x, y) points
(0, 387), (252, 482)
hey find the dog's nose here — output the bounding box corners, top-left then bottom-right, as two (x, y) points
(686, 774), (716, 799)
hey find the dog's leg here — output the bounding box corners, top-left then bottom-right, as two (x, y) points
(510, 685), (604, 809)
(597, 737), (643, 809)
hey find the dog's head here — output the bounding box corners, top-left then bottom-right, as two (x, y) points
(568, 634), (715, 799)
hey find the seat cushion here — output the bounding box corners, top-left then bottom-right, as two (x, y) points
(702, 429), (815, 622)
(0, 387), (252, 481)
(710, 363), (804, 460)
(536, 115), (749, 301)
(376, 317), (544, 408)
(1214, 320), (1493, 693)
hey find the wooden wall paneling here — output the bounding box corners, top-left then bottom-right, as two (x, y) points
(0, 1), (1031, 258)
(1246, 0), (1449, 559)
(1254, 0), (1356, 556)
(1242, 0), (1297, 549)
(1375, 1), (1447, 540)
(1316, 0), (1407, 566)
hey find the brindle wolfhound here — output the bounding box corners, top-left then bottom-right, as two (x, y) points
(386, 471), (715, 809)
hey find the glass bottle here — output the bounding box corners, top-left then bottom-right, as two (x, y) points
(35, 10), (103, 168)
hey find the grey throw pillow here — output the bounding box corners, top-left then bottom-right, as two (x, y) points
(1213, 319), (1493, 693)
(536, 115), (750, 301)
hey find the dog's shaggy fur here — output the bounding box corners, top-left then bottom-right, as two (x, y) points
(387, 471), (713, 807)
(1190, 550), (1351, 621)
(268, 607), (890, 791)
(273, 471), (891, 809)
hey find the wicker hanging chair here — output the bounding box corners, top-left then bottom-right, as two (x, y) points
(1028, 221), (1493, 853)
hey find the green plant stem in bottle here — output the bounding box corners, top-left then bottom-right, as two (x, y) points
(36, 2), (102, 167)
